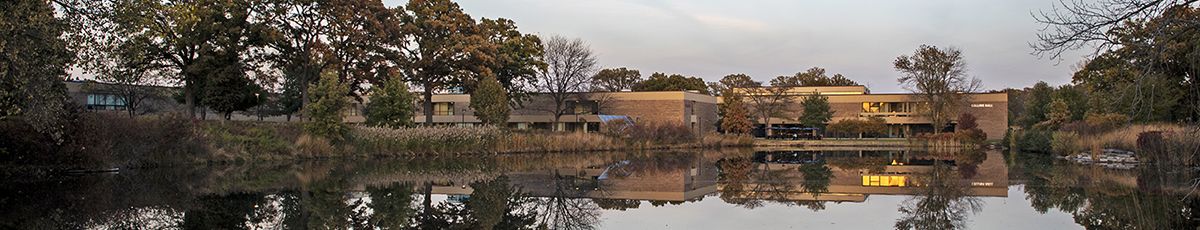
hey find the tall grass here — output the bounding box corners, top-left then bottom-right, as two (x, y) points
(352, 122), (753, 155)
(1071, 124), (1192, 152)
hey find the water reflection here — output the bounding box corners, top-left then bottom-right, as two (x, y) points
(0, 149), (1196, 229)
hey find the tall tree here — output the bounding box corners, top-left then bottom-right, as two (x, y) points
(798, 91), (833, 129)
(364, 76), (416, 128)
(470, 74), (510, 126)
(197, 0), (271, 120)
(778, 67), (858, 86)
(633, 72), (709, 94)
(534, 35), (597, 131)
(742, 76), (798, 136)
(65, 0), (166, 118)
(478, 18), (544, 105)
(398, 0), (494, 126)
(1020, 81), (1054, 127)
(258, 0), (334, 119)
(2, 0), (74, 140)
(591, 67), (641, 92)
(199, 52), (265, 120)
(708, 73), (756, 96)
(324, 0), (403, 96)
(893, 45), (981, 134)
(112, 0), (224, 119)
(1035, 2), (1200, 121)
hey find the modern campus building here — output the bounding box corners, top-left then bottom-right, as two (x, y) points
(64, 80), (1006, 138)
(728, 86), (1008, 140)
(393, 91), (720, 133)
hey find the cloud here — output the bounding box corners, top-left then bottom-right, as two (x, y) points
(691, 14), (769, 31)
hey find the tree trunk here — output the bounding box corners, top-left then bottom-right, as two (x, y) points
(763, 116), (772, 137)
(421, 181), (433, 225)
(185, 84), (196, 120)
(423, 85), (434, 126)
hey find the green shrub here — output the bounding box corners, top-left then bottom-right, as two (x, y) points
(304, 70), (351, 141)
(365, 76), (417, 128)
(826, 117), (887, 138)
(1016, 129), (1053, 153)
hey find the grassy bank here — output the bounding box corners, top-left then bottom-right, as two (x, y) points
(1009, 123), (1200, 164)
(0, 113), (753, 170)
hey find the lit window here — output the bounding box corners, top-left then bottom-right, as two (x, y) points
(861, 175), (907, 187)
(862, 102), (881, 113)
(434, 102), (454, 115)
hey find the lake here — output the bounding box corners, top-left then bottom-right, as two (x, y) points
(2, 148), (1196, 229)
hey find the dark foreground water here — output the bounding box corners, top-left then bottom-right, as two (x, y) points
(2, 149), (1197, 229)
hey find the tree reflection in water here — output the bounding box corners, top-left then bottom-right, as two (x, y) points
(894, 163), (983, 230)
(10, 149), (1200, 229)
(716, 155), (836, 211)
(526, 170), (601, 230)
(1017, 152), (1200, 229)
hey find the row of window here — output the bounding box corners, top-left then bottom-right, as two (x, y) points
(428, 101), (601, 116)
(86, 94), (127, 111)
(861, 102), (926, 113)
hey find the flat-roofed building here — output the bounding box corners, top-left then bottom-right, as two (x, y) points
(727, 86), (1008, 140)
(385, 91), (719, 133)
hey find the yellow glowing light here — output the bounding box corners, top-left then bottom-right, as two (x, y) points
(862, 175), (908, 187)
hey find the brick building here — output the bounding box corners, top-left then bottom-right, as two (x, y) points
(729, 86), (1009, 140)
(393, 91), (720, 133)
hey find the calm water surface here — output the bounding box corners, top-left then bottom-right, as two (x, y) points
(2, 149), (1196, 229)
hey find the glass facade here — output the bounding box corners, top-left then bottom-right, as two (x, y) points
(86, 94), (126, 110)
(861, 102), (923, 114)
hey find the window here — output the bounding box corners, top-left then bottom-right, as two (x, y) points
(345, 103), (362, 116)
(86, 94), (126, 110)
(862, 102), (882, 113)
(568, 100), (598, 115)
(434, 102), (454, 115)
(861, 175), (907, 187)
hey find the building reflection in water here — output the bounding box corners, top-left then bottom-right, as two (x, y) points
(3, 148), (1198, 229)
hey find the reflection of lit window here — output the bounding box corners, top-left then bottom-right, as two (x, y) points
(434, 102), (454, 115)
(861, 175), (907, 187)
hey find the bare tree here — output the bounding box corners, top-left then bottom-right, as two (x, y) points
(535, 35), (597, 131)
(1032, 0), (1198, 59)
(1034, 1), (1200, 121)
(528, 170), (601, 230)
(894, 45), (982, 134)
(739, 76), (798, 137)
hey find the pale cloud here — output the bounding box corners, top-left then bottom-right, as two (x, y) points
(691, 14), (769, 31)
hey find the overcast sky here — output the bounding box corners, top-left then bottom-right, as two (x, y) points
(385, 0), (1091, 93)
